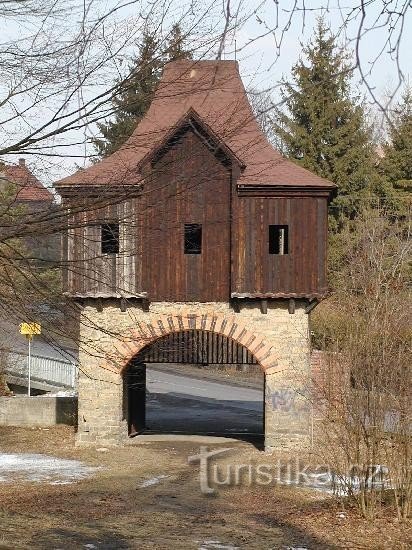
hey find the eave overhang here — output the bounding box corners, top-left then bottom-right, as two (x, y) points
(56, 183), (143, 199)
(231, 290), (329, 301)
(237, 183), (336, 199)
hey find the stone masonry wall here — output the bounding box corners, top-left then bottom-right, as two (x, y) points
(76, 300), (311, 450)
(0, 396), (77, 427)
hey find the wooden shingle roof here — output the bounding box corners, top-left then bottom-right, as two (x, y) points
(56, 60), (335, 191)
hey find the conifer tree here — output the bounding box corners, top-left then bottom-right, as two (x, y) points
(92, 24), (192, 158)
(380, 89), (412, 208)
(166, 23), (192, 62)
(275, 19), (379, 222)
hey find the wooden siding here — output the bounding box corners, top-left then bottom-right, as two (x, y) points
(64, 200), (142, 297)
(231, 195), (328, 298)
(62, 130), (329, 301)
(141, 129), (231, 301)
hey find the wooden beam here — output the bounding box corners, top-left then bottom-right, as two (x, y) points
(232, 299), (240, 313)
(288, 298), (295, 314)
(73, 298), (85, 310)
(305, 298), (319, 314)
(142, 298), (150, 312)
(96, 298), (103, 313)
(260, 299), (268, 314)
(231, 292), (323, 300)
(64, 292), (148, 299)
(120, 297), (127, 312)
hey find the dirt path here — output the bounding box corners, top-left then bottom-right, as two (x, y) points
(0, 427), (410, 549)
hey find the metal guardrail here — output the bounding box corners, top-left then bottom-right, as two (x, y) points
(3, 349), (77, 388)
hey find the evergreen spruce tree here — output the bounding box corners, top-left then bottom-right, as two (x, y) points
(92, 24), (192, 158)
(380, 89), (412, 209)
(275, 19), (379, 223)
(165, 23), (192, 62)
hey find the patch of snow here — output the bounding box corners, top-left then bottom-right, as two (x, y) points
(139, 474), (169, 488)
(96, 447), (109, 452)
(0, 453), (98, 484)
(84, 545), (97, 549)
(274, 465), (391, 496)
(42, 390), (77, 397)
(197, 541), (240, 550)
(317, 469), (390, 496)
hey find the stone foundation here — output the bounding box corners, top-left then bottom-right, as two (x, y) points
(76, 300), (311, 451)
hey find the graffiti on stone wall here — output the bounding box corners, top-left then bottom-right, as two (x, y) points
(267, 388), (310, 413)
(269, 389), (295, 412)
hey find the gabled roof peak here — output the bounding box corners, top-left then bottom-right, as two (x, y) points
(0, 160), (53, 202)
(140, 107), (245, 170)
(56, 59), (334, 191)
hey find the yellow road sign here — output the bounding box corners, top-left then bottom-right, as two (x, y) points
(20, 322), (41, 336)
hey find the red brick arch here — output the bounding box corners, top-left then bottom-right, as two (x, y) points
(101, 312), (278, 374)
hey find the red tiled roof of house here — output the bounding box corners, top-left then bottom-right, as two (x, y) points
(1, 160), (53, 202)
(55, 60), (335, 190)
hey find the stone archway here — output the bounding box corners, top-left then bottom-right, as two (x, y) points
(101, 313), (279, 375)
(76, 303), (312, 451)
(122, 321), (266, 439)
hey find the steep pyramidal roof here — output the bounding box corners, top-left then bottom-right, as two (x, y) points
(1, 159), (53, 201)
(56, 60), (334, 190)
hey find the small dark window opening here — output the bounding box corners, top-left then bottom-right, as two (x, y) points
(184, 223), (202, 254)
(269, 225), (289, 255)
(101, 223), (119, 254)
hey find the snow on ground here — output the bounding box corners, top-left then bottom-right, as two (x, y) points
(197, 541), (240, 550)
(272, 465), (390, 496)
(41, 390), (78, 397)
(0, 453), (98, 484)
(138, 474), (170, 488)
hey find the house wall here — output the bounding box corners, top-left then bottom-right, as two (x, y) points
(232, 193), (328, 298)
(63, 198), (141, 296)
(64, 130), (232, 301)
(142, 129), (232, 301)
(63, 130), (329, 302)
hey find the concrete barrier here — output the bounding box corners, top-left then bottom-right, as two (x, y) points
(0, 395), (78, 427)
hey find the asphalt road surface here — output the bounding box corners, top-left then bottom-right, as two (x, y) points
(146, 367), (264, 438)
(2, 315), (264, 438)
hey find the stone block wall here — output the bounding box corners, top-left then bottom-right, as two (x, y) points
(76, 300), (311, 450)
(0, 395), (77, 427)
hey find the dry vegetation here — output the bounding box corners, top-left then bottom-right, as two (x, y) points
(0, 426), (411, 549)
(311, 209), (411, 521)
